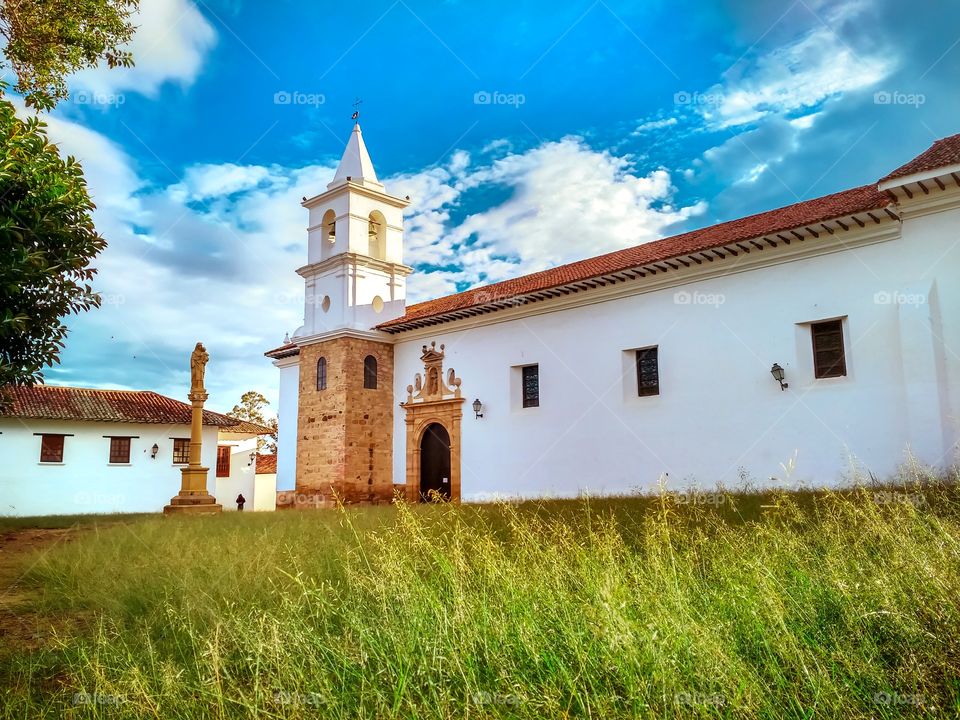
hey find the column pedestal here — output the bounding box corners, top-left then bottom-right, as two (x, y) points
(163, 467), (222, 513)
(163, 384), (222, 514)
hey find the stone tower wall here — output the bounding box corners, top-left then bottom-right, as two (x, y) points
(295, 336), (395, 504)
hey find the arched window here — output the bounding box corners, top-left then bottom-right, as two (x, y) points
(322, 209), (336, 243)
(363, 355), (377, 389)
(316, 357), (327, 390)
(320, 209), (337, 261)
(367, 210), (386, 260)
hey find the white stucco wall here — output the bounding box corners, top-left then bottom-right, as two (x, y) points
(0, 420), (220, 516)
(253, 473), (277, 511)
(391, 206), (960, 499)
(214, 433), (258, 511)
(275, 359), (299, 491)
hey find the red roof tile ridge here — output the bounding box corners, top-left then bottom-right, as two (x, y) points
(378, 183), (891, 329)
(0, 384), (247, 428)
(880, 132), (960, 183)
(255, 453), (278, 474)
(264, 341), (297, 358)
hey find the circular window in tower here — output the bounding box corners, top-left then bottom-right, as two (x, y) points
(371, 295), (385, 314)
(321, 295), (331, 313)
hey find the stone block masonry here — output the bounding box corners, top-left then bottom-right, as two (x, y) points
(295, 336), (395, 504)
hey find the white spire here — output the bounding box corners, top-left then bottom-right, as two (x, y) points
(330, 123), (381, 188)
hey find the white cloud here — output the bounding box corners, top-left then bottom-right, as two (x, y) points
(680, 0), (897, 203)
(439, 137), (705, 286)
(37, 111), (704, 411)
(632, 117), (678, 135)
(30, 108), (324, 411)
(169, 164), (276, 202)
(789, 112), (821, 130)
(70, 0), (217, 97)
(699, 3), (893, 130)
(39, 111), (146, 221)
(389, 137), (706, 300)
(390, 160), (465, 271)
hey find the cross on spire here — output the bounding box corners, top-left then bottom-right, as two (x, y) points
(351, 97), (363, 121)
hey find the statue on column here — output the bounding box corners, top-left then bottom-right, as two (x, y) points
(189, 342), (209, 400)
(191, 342), (208, 387)
(164, 341), (222, 514)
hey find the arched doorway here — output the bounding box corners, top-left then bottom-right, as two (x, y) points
(402, 341), (464, 503)
(419, 423), (451, 501)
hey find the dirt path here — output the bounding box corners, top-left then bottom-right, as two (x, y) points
(0, 527), (78, 653)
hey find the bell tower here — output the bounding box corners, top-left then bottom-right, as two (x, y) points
(299, 123), (411, 334)
(292, 124), (411, 504)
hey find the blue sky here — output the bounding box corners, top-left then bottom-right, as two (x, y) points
(24, 0), (960, 415)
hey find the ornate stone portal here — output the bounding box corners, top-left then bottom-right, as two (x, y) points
(163, 342), (223, 514)
(401, 342), (464, 502)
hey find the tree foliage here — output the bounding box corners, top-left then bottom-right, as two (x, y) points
(0, 0), (140, 110)
(0, 100), (105, 386)
(0, 0), (140, 387)
(228, 390), (279, 454)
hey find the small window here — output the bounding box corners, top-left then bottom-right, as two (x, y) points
(172, 438), (190, 464)
(522, 364), (540, 408)
(108, 437), (131, 464)
(636, 347), (660, 396)
(39, 434), (65, 463)
(317, 357), (327, 390)
(363, 355), (378, 389)
(812, 319), (846, 378)
(216, 446), (231, 478)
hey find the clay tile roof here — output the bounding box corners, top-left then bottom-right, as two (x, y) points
(0, 384), (264, 431)
(881, 132), (960, 183)
(255, 453), (277, 474)
(377, 183), (892, 331)
(264, 341), (298, 359)
(217, 418), (276, 435)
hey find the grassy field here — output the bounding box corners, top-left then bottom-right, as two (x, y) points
(1, 475), (960, 718)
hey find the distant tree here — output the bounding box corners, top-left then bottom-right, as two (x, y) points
(228, 391), (278, 454)
(0, 0), (140, 388)
(0, 0), (139, 110)
(0, 102), (105, 387)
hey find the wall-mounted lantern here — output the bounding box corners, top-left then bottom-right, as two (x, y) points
(151, 443), (159, 459)
(472, 398), (484, 419)
(770, 363), (788, 391)
(248, 451), (257, 467)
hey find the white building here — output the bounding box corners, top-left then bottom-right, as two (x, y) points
(267, 126), (960, 503)
(254, 454), (278, 512)
(0, 385), (274, 515)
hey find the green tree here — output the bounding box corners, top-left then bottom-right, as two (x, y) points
(0, 102), (105, 386)
(0, 0), (140, 388)
(0, 0), (140, 110)
(228, 391), (279, 454)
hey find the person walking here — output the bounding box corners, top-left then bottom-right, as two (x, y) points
(236, 493), (246, 511)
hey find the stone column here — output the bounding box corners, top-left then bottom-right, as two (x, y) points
(164, 342), (223, 514)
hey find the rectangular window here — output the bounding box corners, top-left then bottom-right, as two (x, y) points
(812, 319), (847, 378)
(172, 438), (190, 464)
(216, 446), (231, 477)
(108, 437), (131, 464)
(636, 347), (660, 396)
(316, 357), (327, 390)
(39, 434), (65, 463)
(522, 364), (540, 408)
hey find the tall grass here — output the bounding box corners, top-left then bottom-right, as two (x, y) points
(3, 479), (960, 718)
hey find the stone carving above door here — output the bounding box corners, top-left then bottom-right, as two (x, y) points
(405, 341), (462, 404)
(401, 340), (464, 503)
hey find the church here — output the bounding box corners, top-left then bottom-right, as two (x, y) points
(266, 125), (960, 504)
